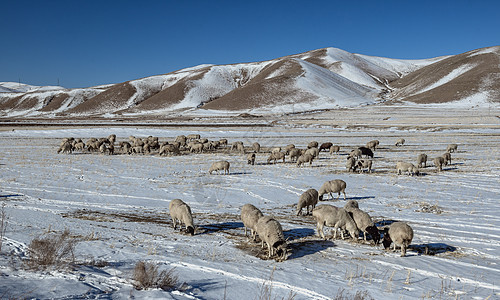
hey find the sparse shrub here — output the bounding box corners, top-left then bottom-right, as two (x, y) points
(0, 202), (7, 253)
(333, 288), (374, 300)
(132, 261), (179, 291)
(25, 229), (77, 270)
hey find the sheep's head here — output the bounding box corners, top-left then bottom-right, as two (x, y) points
(366, 225), (380, 245)
(273, 241), (289, 262)
(186, 226), (195, 236)
(382, 231), (392, 249)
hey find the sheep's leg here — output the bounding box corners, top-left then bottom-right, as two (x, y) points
(244, 227), (248, 237)
(317, 222), (325, 239)
(172, 218), (177, 230)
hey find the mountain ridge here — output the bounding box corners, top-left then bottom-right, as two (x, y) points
(1, 46), (498, 118)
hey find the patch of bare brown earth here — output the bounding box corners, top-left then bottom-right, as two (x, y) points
(390, 47), (500, 104)
(66, 82), (136, 115)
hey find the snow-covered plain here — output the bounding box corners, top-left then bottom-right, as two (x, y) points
(0, 109), (499, 299)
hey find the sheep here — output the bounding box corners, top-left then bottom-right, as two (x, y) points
(366, 140), (379, 151)
(288, 148), (301, 162)
(417, 153), (428, 168)
(175, 135), (187, 146)
(240, 204), (264, 241)
(346, 157), (357, 172)
(446, 144), (458, 153)
(255, 216), (289, 261)
(358, 147), (374, 158)
(296, 153), (314, 167)
(319, 142), (333, 152)
(131, 146), (143, 154)
(348, 148), (362, 159)
(190, 143), (204, 153)
(73, 141), (85, 152)
(382, 222), (414, 257)
(119, 141), (132, 154)
(247, 153), (256, 165)
(108, 134), (116, 144)
(343, 200), (359, 211)
(57, 141), (73, 154)
(441, 152), (451, 166)
(268, 147), (280, 153)
(284, 144), (295, 154)
(312, 205), (359, 240)
(307, 141), (318, 149)
(159, 144), (180, 156)
(209, 161), (230, 175)
(304, 147), (319, 158)
(231, 141), (245, 153)
(356, 159), (373, 173)
(346, 208), (380, 244)
(219, 138), (228, 147)
(187, 134), (201, 141)
(329, 145), (340, 155)
(395, 138), (405, 146)
(252, 142), (261, 153)
(169, 199), (195, 235)
(433, 156), (445, 171)
(318, 179), (346, 201)
(396, 162), (419, 176)
(267, 151), (285, 164)
(296, 188), (319, 216)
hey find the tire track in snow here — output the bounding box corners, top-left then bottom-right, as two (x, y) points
(372, 259), (500, 291)
(171, 262), (331, 300)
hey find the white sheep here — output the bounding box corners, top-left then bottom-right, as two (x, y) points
(446, 144), (458, 153)
(307, 141), (318, 149)
(288, 148), (301, 162)
(346, 208), (380, 244)
(304, 147), (319, 158)
(441, 152), (451, 165)
(255, 216), (289, 261)
(344, 200), (359, 211)
(417, 153), (428, 168)
(284, 144), (295, 154)
(366, 140), (380, 151)
(190, 143), (204, 153)
(356, 159), (372, 173)
(209, 161), (230, 175)
(433, 156), (445, 171)
(296, 153), (314, 167)
(382, 222), (414, 257)
(270, 147), (281, 153)
(396, 162), (419, 176)
(169, 199), (195, 235)
(252, 142), (261, 153)
(187, 134), (201, 140)
(240, 204), (264, 241)
(312, 205), (359, 240)
(395, 138), (405, 146)
(296, 188), (319, 216)
(57, 141), (73, 154)
(348, 148), (362, 159)
(318, 179), (347, 201)
(247, 153), (256, 165)
(329, 145), (340, 155)
(346, 157), (356, 172)
(267, 151), (285, 164)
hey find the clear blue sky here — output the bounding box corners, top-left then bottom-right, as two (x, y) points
(1, 0), (499, 88)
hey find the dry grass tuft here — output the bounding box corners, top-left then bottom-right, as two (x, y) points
(25, 229), (77, 270)
(132, 261), (179, 291)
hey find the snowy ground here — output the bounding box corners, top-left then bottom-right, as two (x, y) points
(0, 107), (499, 299)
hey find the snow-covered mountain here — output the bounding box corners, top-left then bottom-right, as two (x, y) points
(1, 46), (498, 118)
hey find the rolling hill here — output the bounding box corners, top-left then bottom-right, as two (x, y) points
(1, 46), (498, 118)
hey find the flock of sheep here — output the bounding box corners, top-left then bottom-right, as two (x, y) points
(56, 133), (459, 261)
